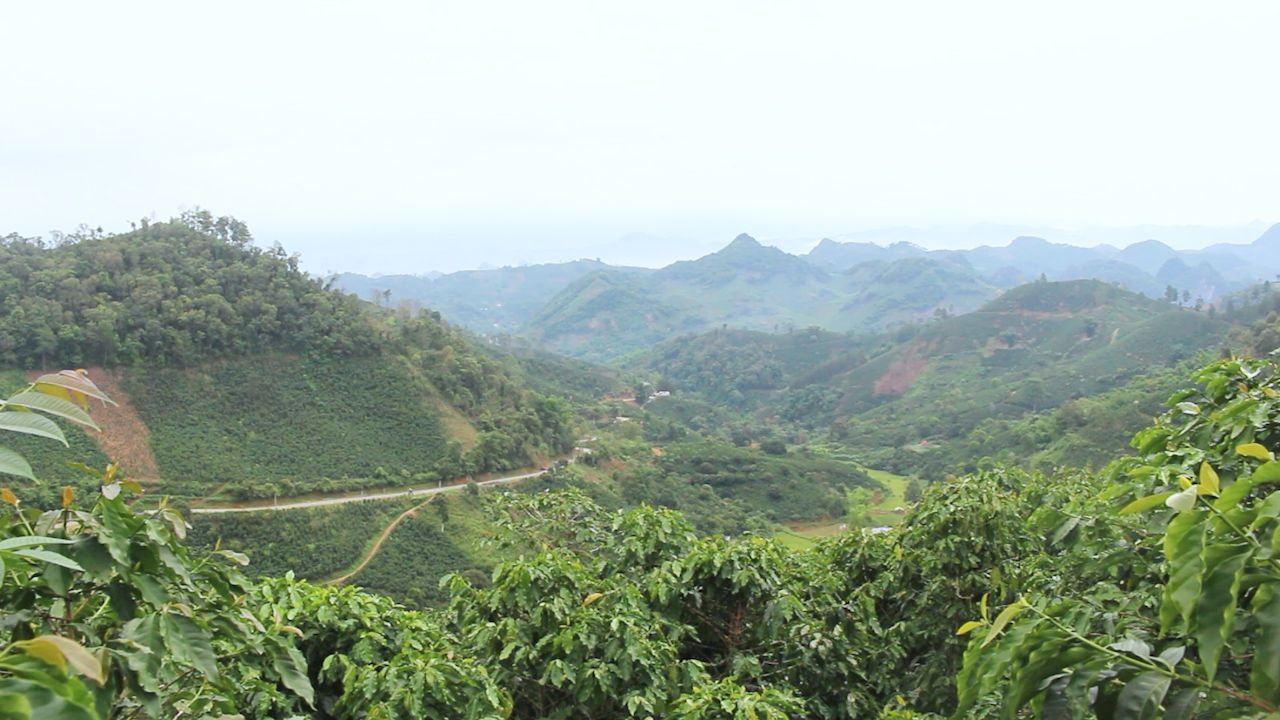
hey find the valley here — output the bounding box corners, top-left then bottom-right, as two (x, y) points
(8, 7), (1279, 715)
(4, 215), (1280, 717)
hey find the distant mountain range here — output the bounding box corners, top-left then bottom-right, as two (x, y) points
(334, 223), (1278, 361)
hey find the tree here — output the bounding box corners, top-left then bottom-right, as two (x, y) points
(903, 477), (924, 504)
(759, 438), (787, 456)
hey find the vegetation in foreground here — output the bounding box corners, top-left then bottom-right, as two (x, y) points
(2, 355), (1279, 718)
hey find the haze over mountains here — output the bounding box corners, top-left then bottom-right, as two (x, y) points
(336, 223), (1279, 360)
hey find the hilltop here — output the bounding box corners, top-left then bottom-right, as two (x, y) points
(0, 214), (604, 501)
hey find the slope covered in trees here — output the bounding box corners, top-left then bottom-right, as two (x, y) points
(525, 236), (998, 361)
(635, 280), (1231, 475)
(0, 214), (582, 497)
(334, 260), (653, 332)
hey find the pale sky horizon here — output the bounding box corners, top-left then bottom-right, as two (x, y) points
(4, 1), (1278, 274)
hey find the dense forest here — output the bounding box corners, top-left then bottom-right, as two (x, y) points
(0, 213), (374, 367)
(1, 354), (1278, 718)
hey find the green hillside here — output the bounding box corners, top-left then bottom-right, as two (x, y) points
(524, 270), (701, 361)
(335, 260), (654, 332)
(834, 256), (998, 328)
(122, 354), (455, 494)
(634, 279), (1231, 475)
(828, 281), (1228, 470)
(0, 215), (582, 498)
(635, 326), (876, 408)
(525, 236), (997, 361)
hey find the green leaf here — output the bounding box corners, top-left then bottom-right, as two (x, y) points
(10, 548), (84, 572)
(1194, 543), (1252, 683)
(270, 640), (315, 707)
(0, 677), (97, 720)
(1119, 492), (1175, 515)
(14, 637), (67, 670)
(2, 392), (99, 431)
(1251, 582), (1280, 704)
(982, 597), (1030, 648)
(0, 536), (75, 551)
(956, 620), (986, 636)
(1162, 687), (1201, 720)
(1109, 638), (1151, 659)
(1114, 672), (1171, 720)
(1161, 509), (1207, 634)
(0, 412), (66, 446)
(1253, 461), (1280, 485)
(160, 612), (218, 681)
(1238, 443), (1274, 461)
(0, 446), (34, 481)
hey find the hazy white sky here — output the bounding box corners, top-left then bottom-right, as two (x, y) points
(3, 1), (1278, 273)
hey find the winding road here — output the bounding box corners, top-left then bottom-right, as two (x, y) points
(189, 466), (555, 515)
(322, 497), (438, 585)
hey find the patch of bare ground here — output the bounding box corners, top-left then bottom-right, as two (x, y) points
(70, 368), (162, 482)
(873, 341), (933, 396)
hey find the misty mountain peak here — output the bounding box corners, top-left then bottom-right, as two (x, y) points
(1255, 222), (1280, 249)
(726, 233), (763, 250)
(1010, 235), (1052, 248)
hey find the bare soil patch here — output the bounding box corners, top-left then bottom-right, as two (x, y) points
(73, 368), (162, 482)
(873, 341), (933, 396)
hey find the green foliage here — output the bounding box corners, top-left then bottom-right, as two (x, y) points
(0, 212), (375, 368)
(668, 677), (806, 719)
(657, 440), (878, 523)
(346, 510), (483, 607)
(1, 215), (581, 494)
(187, 497), (420, 580)
(955, 356), (1280, 717)
(254, 577), (510, 718)
(129, 354), (452, 489)
(0, 480), (316, 718)
(904, 477), (924, 504)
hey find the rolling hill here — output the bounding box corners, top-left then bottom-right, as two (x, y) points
(525, 235), (999, 360)
(634, 279), (1232, 475)
(334, 259), (652, 332)
(0, 214), (594, 503)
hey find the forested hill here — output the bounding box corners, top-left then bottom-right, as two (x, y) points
(0, 214), (375, 368)
(334, 260), (653, 332)
(524, 235), (998, 360)
(636, 279), (1233, 475)
(0, 214), (601, 497)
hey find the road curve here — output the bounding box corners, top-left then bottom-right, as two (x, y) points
(322, 497), (437, 586)
(190, 467), (550, 515)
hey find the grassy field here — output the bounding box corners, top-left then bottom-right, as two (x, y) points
(864, 467), (911, 527)
(774, 461), (913, 549)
